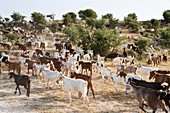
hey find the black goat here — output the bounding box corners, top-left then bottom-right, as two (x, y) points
(128, 78), (169, 91)
(9, 72), (31, 97)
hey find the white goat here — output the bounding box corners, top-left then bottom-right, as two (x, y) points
(118, 71), (142, 94)
(61, 61), (72, 76)
(39, 67), (62, 89)
(33, 63), (50, 77)
(97, 66), (111, 79)
(124, 56), (135, 65)
(97, 54), (105, 66)
(59, 75), (89, 103)
(75, 47), (84, 56)
(53, 52), (60, 59)
(83, 54), (91, 61)
(137, 64), (158, 79)
(110, 72), (126, 87)
(112, 57), (124, 66)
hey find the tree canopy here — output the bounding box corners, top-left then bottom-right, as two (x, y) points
(78, 9), (97, 20)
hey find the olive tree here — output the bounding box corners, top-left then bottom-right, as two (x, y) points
(62, 12), (77, 26)
(124, 13), (139, 32)
(78, 9), (97, 20)
(163, 10), (170, 24)
(31, 12), (47, 32)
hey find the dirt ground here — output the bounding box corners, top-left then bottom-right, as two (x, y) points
(0, 53), (170, 113)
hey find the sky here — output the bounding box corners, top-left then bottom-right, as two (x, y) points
(0, 0), (170, 21)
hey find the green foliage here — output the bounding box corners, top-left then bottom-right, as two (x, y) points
(10, 12), (25, 27)
(150, 19), (161, 30)
(63, 12), (77, 26)
(63, 24), (80, 45)
(31, 12), (47, 32)
(91, 28), (124, 55)
(63, 24), (124, 55)
(109, 18), (119, 29)
(163, 10), (170, 23)
(49, 21), (58, 33)
(102, 13), (113, 19)
(124, 13), (139, 32)
(85, 17), (96, 29)
(95, 19), (105, 29)
(134, 38), (151, 53)
(158, 28), (170, 48)
(78, 9), (97, 20)
(102, 13), (119, 29)
(127, 13), (137, 20)
(31, 12), (47, 25)
(11, 12), (25, 22)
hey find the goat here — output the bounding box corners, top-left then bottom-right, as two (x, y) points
(110, 72), (126, 88)
(124, 66), (137, 74)
(54, 42), (64, 52)
(33, 63), (50, 76)
(40, 42), (47, 50)
(70, 71), (95, 98)
(96, 54), (105, 66)
(97, 66), (111, 80)
(129, 82), (168, 113)
(5, 60), (21, 75)
(137, 64), (158, 79)
(0, 42), (12, 51)
(112, 57), (124, 66)
(0, 52), (9, 74)
(58, 74), (89, 103)
(39, 67), (62, 89)
(116, 65), (137, 75)
(117, 71), (142, 94)
(9, 72), (31, 97)
(15, 41), (27, 52)
(25, 59), (40, 75)
(79, 61), (92, 76)
(128, 78), (170, 109)
(149, 71), (170, 84)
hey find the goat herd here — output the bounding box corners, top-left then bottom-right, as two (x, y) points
(0, 38), (170, 113)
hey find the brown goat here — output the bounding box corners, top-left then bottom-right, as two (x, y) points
(149, 71), (170, 84)
(79, 61), (93, 76)
(15, 42), (27, 52)
(25, 59), (40, 75)
(70, 71), (95, 98)
(162, 54), (168, 62)
(151, 56), (161, 66)
(40, 42), (46, 50)
(0, 42), (11, 51)
(5, 60), (21, 75)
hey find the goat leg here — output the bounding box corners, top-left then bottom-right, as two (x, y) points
(90, 84), (95, 99)
(26, 89), (30, 97)
(18, 86), (21, 95)
(14, 86), (18, 94)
